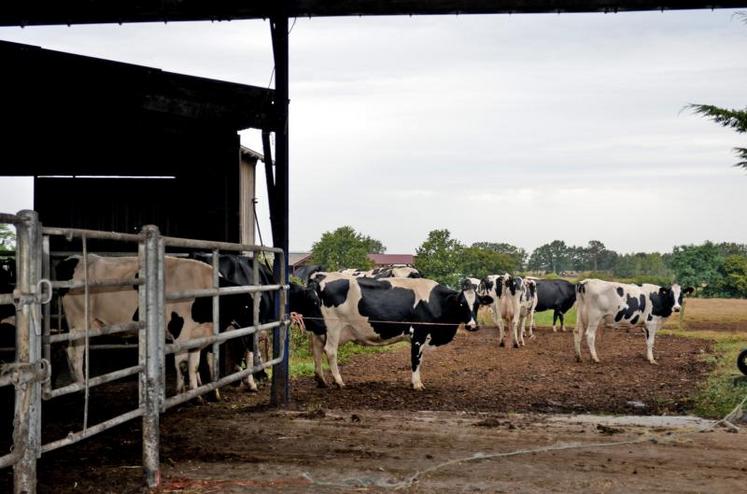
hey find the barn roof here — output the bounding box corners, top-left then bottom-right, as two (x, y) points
(0, 40), (277, 176)
(1, 0), (746, 26)
(368, 254), (416, 266)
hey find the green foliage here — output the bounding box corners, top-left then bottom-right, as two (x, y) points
(722, 255), (747, 297)
(470, 242), (527, 269)
(460, 246), (516, 280)
(613, 252), (673, 280)
(310, 226), (384, 271)
(0, 224), (15, 251)
(527, 240), (572, 273)
(414, 229), (464, 288)
(670, 242), (724, 295)
(687, 103), (747, 169)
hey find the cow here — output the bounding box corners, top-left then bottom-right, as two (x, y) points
(58, 255), (220, 394)
(0, 260), (14, 326)
(479, 274), (536, 348)
(289, 273), (492, 390)
(372, 266), (422, 279)
(295, 264), (324, 284)
(338, 266), (421, 279)
(574, 279), (694, 364)
(190, 253), (275, 392)
(530, 279), (577, 333)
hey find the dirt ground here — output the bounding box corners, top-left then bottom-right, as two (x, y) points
(4, 324), (745, 493)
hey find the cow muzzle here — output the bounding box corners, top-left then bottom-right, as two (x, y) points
(465, 320), (479, 332)
(673, 306), (681, 313)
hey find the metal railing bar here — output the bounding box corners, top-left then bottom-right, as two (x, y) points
(41, 408), (144, 454)
(48, 321), (144, 344)
(0, 450), (21, 470)
(159, 235), (283, 254)
(51, 278), (143, 290)
(42, 227), (143, 243)
(165, 284), (285, 301)
(165, 321), (282, 355)
(44, 365), (143, 399)
(0, 293), (13, 305)
(0, 213), (24, 225)
(162, 351), (286, 411)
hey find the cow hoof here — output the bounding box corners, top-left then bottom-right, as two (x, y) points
(314, 375), (328, 388)
(413, 383), (425, 391)
(334, 382), (346, 389)
(499, 340), (505, 348)
(649, 360), (658, 366)
(575, 355), (582, 363)
(513, 342), (519, 349)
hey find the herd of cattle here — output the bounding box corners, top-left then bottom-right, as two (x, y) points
(0, 255), (693, 395)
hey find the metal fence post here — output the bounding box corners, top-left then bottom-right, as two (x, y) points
(13, 210), (42, 494)
(141, 225), (163, 488)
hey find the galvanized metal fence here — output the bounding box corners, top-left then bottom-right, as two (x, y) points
(1, 211), (289, 492)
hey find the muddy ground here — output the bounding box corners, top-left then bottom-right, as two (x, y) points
(2, 325), (745, 493)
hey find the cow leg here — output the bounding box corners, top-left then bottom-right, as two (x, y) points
(174, 352), (188, 394)
(644, 323), (658, 365)
(242, 350), (258, 392)
(573, 312), (586, 362)
(323, 330), (344, 388)
(310, 333), (328, 388)
(205, 352), (222, 400)
(552, 310), (559, 332)
(66, 336), (85, 383)
(494, 305), (506, 347)
(526, 311), (535, 339)
(586, 319), (602, 363)
(558, 311), (566, 332)
(410, 332), (431, 391)
(512, 314), (522, 348)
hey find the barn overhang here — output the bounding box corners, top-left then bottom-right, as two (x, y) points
(1, 0), (746, 26)
(0, 40), (277, 176)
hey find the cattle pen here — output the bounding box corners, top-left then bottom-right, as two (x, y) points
(0, 210), (290, 492)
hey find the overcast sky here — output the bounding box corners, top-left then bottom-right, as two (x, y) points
(1, 10), (746, 254)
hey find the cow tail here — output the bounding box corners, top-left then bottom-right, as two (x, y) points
(576, 281), (587, 302)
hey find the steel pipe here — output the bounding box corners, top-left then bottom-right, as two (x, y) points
(41, 408), (144, 454)
(51, 278), (143, 290)
(165, 321), (282, 355)
(44, 365), (142, 399)
(160, 235), (282, 254)
(48, 321), (143, 343)
(165, 284), (284, 302)
(42, 227), (142, 243)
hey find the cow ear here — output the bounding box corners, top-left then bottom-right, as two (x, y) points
(684, 287), (694, 295)
(480, 295), (494, 305)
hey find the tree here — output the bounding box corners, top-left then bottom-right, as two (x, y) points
(689, 104), (747, 169)
(0, 224), (14, 252)
(460, 246), (517, 280)
(470, 242), (527, 270)
(669, 242), (724, 296)
(414, 229), (464, 288)
(527, 240), (571, 274)
(722, 255), (747, 298)
(310, 226), (384, 271)
(688, 11), (747, 171)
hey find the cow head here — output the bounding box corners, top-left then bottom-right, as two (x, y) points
(505, 275), (523, 296)
(658, 284), (694, 313)
(459, 279), (493, 331)
(288, 280), (326, 335)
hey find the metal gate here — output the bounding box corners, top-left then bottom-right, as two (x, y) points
(0, 210), (289, 492)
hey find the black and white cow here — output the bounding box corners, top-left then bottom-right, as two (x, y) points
(479, 274), (536, 348)
(531, 279), (577, 333)
(190, 253), (275, 392)
(338, 266), (421, 279)
(574, 279), (694, 364)
(289, 273), (491, 390)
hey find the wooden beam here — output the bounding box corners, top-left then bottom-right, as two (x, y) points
(1, 0), (746, 26)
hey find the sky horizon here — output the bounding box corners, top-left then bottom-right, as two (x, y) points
(1, 10), (745, 255)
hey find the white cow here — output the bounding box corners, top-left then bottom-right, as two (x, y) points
(574, 279), (693, 364)
(479, 274), (536, 348)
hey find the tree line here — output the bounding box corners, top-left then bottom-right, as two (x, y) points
(309, 226), (747, 298)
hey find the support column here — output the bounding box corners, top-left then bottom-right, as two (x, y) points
(269, 13), (290, 407)
(13, 210), (42, 494)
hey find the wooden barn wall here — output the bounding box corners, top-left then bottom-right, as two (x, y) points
(34, 135), (241, 252)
